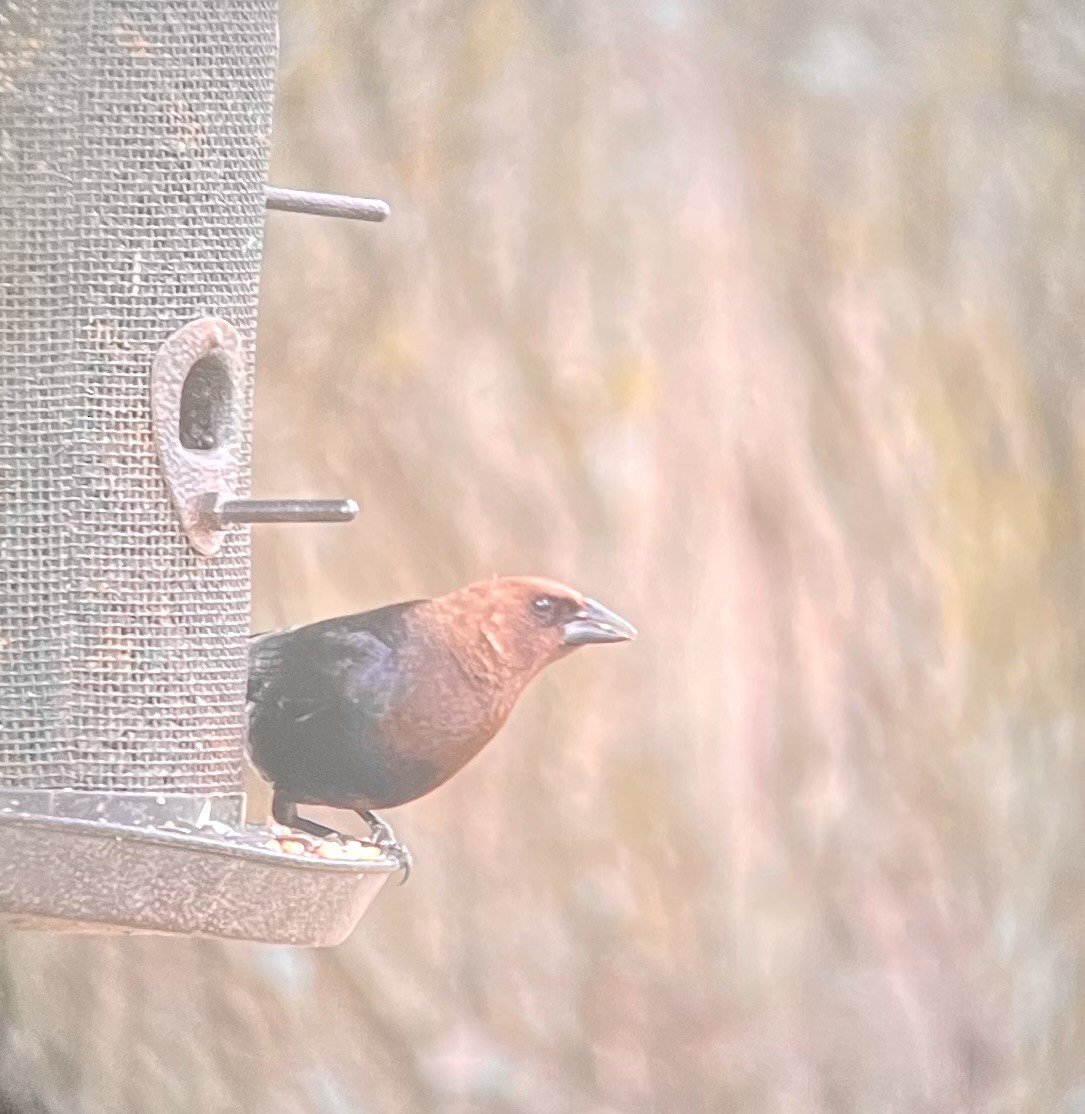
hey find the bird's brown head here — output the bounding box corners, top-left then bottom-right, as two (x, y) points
(429, 575), (637, 681)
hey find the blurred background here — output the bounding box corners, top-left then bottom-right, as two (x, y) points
(4, 0), (1085, 1110)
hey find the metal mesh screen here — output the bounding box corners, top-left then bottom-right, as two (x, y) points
(0, 0), (277, 791)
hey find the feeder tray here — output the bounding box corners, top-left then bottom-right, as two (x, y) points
(0, 0), (397, 943)
(0, 792), (398, 946)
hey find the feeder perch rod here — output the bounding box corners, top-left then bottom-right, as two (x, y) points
(265, 186), (390, 222)
(212, 498), (359, 526)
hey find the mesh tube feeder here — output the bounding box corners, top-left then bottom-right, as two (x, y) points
(0, 1), (395, 944)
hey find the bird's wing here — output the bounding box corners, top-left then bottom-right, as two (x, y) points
(247, 625), (400, 724)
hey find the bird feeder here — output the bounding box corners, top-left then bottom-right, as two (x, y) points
(0, 0), (397, 944)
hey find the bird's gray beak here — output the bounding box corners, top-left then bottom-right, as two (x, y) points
(562, 598), (638, 646)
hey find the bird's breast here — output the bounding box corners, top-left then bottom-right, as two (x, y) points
(373, 665), (517, 783)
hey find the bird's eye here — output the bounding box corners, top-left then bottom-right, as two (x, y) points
(531, 595), (555, 620)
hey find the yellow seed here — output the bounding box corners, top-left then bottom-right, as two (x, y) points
(278, 839), (305, 855)
(342, 841), (383, 861)
(316, 842), (346, 859)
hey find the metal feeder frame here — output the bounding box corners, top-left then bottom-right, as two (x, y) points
(0, 1), (395, 945)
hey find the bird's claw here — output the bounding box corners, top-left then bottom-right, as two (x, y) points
(358, 810), (412, 884)
(385, 840), (413, 884)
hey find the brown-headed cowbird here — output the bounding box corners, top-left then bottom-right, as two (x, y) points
(247, 576), (635, 870)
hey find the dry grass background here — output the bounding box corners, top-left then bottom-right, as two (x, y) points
(4, 1), (1085, 1110)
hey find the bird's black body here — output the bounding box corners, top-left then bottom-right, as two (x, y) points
(247, 601), (435, 811)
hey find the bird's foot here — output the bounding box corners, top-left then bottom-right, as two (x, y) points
(357, 810), (412, 884)
(358, 809), (397, 845)
(271, 794), (339, 840)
